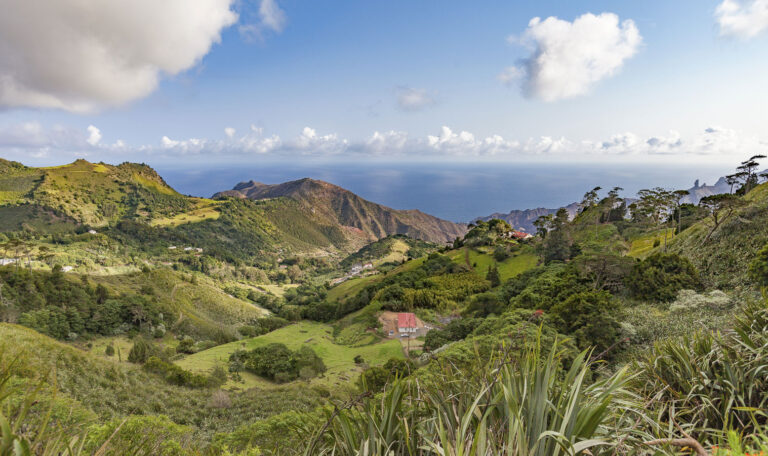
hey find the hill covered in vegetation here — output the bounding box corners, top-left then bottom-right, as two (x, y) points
(215, 178), (467, 244)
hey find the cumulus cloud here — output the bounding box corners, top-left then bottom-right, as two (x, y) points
(505, 13), (641, 101)
(86, 126), (102, 146)
(2, 123), (766, 163)
(715, 0), (768, 39)
(366, 131), (409, 153)
(239, 0), (287, 41)
(427, 126), (520, 156)
(0, 0), (237, 113)
(224, 127), (236, 139)
(396, 87), (436, 111)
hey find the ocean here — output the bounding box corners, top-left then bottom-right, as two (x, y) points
(155, 161), (733, 223)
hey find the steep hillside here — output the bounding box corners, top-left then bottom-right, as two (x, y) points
(668, 181), (768, 289)
(0, 158), (192, 227)
(215, 178), (466, 244)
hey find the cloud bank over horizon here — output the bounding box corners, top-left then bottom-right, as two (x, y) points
(0, 122), (764, 165)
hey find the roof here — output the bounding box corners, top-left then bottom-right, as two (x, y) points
(397, 312), (417, 329)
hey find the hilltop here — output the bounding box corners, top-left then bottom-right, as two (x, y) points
(215, 178), (467, 244)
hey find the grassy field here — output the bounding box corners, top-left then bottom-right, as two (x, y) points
(448, 247), (538, 281)
(176, 321), (403, 390)
(627, 228), (676, 258)
(150, 200), (222, 227)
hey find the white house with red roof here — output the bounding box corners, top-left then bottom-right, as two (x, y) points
(397, 312), (418, 336)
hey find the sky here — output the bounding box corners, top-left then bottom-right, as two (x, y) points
(0, 0), (767, 166)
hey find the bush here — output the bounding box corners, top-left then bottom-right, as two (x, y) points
(105, 344), (115, 357)
(207, 390), (232, 409)
(749, 243), (768, 288)
(176, 336), (195, 354)
(625, 252), (702, 302)
(128, 337), (152, 364)
(230, 343), (325, 382)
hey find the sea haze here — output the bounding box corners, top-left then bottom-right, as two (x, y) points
(155, 161), (732, 223)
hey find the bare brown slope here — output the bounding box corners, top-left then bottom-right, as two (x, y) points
(214, 178), (466, 244)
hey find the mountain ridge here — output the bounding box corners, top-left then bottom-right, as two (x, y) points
(214, 177), (467, 244)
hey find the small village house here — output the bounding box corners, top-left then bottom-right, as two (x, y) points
(397, 312), (418, 337)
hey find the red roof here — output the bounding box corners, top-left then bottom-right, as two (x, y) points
(397, 312), (417, 329)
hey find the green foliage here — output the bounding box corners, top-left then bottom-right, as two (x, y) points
(358, 358), (415, 392)
(485, 264), (500, 287)
(462, 219), (512, 247)
(749, 242), (768, 288)
(423, 318), (480, 351)
(313, 337), (633, 456)
(128, 337), (154, 364)
(229, 343), (326, 383)
(635, 298), (768, 440)
(143, 356), (211, 388)
(625, 252), (702, 302)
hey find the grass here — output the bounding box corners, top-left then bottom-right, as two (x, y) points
(150, 200), (222, 227)
(176, 321), (404, 390)
(627, 228), (676, 258)
(92, 269), (268, 340)
(448, 247), (538, 281)
(259, 283), (299, 297)
(327, 256), (429, 303)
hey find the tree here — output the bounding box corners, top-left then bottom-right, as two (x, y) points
(486, 265), (501, 287)
(579, 186), (602, 213)
(735, 155), (766, 194)
(533, 214), (553, 239)
(699, 193), (745, 242)
(542, 209), (572, 262)
(671, 190), (690, 235)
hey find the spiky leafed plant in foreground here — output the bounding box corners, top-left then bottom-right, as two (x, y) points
(636, 297), (768, 446)
(307, 332), (638, 456)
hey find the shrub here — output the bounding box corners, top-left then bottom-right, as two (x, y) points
(748, 242), (768, 288)
(625, 252), (702, 302)
(230, 343), (325, 382)
(207, 390), (232, 409)
(176, 336), (195, 354)
(128, 337), (152, 364)
(105, 344), (115, 357)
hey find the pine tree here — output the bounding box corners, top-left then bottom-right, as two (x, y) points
(486, 265), (501, 287)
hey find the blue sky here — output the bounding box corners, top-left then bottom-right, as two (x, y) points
(0, 0), (767, 165)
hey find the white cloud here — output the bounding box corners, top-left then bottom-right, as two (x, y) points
(506, 13), (641, 101)
(239, 0), (287, 41)
(86, 125), (102, 146)
(396, 87), (436, 111)
(259, 0), (287, 33)
(366, 131), (409, 153)
(2, 123), (766, 163)
(224, 127), (236, 138)
(715, 0), (768, 39)
(293, 127), (347, 154)
(497, 67), (524, 87)
(0, 0), (237, 113)
(426, 126), (521, 156)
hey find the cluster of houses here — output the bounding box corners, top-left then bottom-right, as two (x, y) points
(330, 261), (375, 286)
(167, 246), (203, 253)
